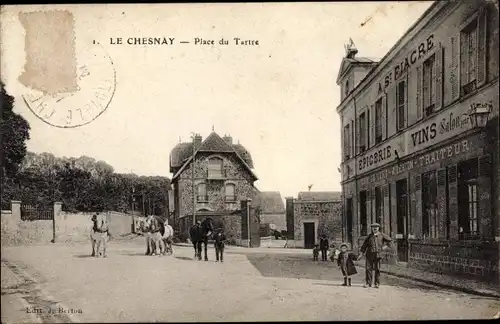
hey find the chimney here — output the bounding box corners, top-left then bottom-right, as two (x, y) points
(193, 134), (202, 150)
(223, 134), (233, 145)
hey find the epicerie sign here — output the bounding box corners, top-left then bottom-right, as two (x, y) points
(357, 135), (405, 174)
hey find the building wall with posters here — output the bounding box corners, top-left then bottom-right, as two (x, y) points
(336, 0), (499, 283)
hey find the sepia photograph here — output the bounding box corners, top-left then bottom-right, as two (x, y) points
(1, 1), (499, 322)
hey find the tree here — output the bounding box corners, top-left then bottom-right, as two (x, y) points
(1, 82), (31, 177)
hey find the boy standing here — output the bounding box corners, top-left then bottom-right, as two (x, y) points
(213, 228), (227, 262)
(337, 243), (357, 286)
(312, 244), (320, 261)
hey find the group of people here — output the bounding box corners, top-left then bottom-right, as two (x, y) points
(313, 222), (393, 289)
(189, 219), (228, 262)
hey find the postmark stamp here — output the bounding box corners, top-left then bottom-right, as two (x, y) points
(18, 10), (116, 128)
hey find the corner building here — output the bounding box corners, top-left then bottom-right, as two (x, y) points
(336, 0), (499, 283)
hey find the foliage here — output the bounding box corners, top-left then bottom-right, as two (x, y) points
(1, 151), (171, 215)
(1, 82), (31, 209)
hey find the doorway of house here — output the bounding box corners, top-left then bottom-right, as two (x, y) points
(396, 178), (409, 262)
(304, 222), (315, 249)
(346, 198), (353, 245)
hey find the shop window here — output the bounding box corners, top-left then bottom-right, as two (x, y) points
(458, 159), (479, 240)
(422, 171), (438, 239)
(359, 190), (368, 236)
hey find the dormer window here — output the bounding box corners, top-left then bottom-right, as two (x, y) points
(207, 157), (225, 179)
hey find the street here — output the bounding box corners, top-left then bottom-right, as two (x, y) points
(1, 238), (499, 322)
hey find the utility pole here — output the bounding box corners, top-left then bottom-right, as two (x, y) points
(191, 133), (196, 226)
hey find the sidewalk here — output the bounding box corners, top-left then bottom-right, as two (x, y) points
(354, 260), (500, 298)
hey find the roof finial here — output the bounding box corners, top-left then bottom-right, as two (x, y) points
(179, 136), (181, 143)
(212, 125), (215, 132)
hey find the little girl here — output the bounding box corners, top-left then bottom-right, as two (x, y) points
(337, 243), (357, 286)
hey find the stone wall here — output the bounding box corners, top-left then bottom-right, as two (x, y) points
(409, 240), (499, 283)
(290, 200), (343, 248)
(1, 201), (133, 246)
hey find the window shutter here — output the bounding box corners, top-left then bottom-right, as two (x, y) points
(437, 168), (447, 238)
(435, 43), (444, 111)
(370, 104), (375, 148)
(416, 65), (423, 121)
(477, 7), (487, 87)
(414, 174), (422, 238)
(387, 84), (397, 136)
(404, 73), (409, 127)
(355, 117), (360, 154)
(449, 35), (460, 102)
(366, 190), (373, 225)
(460, 32), (468, 87)
(381, 95), (387, 140)
(383, 185), (390, 232)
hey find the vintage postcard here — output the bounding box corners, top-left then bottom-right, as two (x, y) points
(1, 2), (499, 322)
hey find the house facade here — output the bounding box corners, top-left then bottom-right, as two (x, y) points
(169, 132), (258, 242)
(285, 191), (343, 249)
(337, 0), (499, 283)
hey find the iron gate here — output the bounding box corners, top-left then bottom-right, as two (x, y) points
(21, 204), (54, 221)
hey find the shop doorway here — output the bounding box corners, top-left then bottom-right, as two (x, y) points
(396, 178), (409, 262)
(346, 198), (353, 245)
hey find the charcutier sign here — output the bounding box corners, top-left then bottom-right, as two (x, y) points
(359, 134), (481, 187)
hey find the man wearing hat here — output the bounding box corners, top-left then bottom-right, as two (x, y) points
(357, 222), (392, 288)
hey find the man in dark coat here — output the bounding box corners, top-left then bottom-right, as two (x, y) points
(358, 223), (393, 288)
(319, 235), (329, 261)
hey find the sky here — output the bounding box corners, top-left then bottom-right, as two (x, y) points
(1, 2), (432, 199)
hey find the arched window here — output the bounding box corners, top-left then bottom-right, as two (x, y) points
(345, 80), (350, 97)
(197, 183), (207, 202)
(208, 157), (224, 178)
(225, 183), (236, 202)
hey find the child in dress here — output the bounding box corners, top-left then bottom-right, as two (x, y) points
(312, 244), (320, 261)
(337, 243), (357, 286)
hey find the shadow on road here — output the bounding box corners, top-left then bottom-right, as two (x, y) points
(175, 256), (195, 261)
(244, 252), (442, 292)
(73, 254), (95, 258)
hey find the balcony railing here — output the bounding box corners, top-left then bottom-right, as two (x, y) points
(207, 169), (226, 180)
(197, 195), (208, 203)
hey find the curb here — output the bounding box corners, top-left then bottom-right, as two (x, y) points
(355, 263), (500, 299)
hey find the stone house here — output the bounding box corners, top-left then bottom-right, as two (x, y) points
(169, 132), (258, 243)
(285, 191), (343, 248)
(337, 0), (499, 283)
(256, 191), (286, 232)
